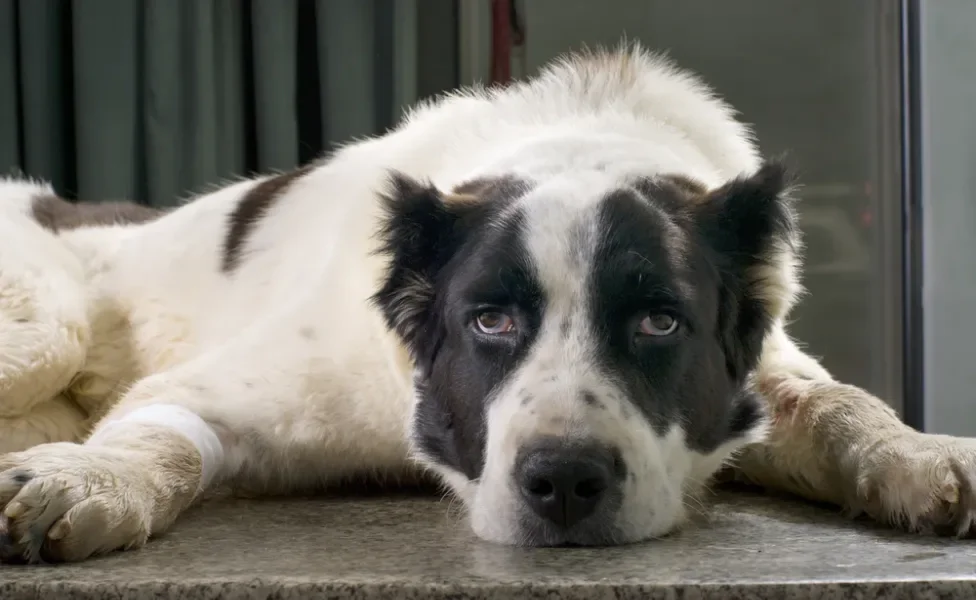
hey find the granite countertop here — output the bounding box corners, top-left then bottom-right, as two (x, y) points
(2, 486), (975, 599)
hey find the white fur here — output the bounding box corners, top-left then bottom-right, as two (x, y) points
(0, 179), (90, 434)
(0, 46), (801, 543)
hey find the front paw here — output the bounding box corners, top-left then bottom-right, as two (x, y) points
(0, 442), (154, 563)
(852, 433), (976, 537)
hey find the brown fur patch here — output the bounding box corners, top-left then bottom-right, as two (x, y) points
(568, 47), (641, 91)
(222, 165), (313, 273)
(31, 195), (163, 233)
(449, 175), (533, 207)
(633, 174), (711, 212)
(658, 174), (708, 197)
(451, 177), (501, 197)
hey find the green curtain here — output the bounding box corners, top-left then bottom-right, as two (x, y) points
(0, 0), (455, 208)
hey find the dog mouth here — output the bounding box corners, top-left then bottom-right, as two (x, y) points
(510, 490), (629, 547)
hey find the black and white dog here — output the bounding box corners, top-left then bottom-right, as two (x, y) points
(0, 46), (973, 563)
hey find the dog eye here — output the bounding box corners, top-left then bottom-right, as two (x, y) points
(637, 313), (678, 336)
(475, 311), (516, 334)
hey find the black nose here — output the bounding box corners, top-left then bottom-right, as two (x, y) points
(514, 440), (619, 529)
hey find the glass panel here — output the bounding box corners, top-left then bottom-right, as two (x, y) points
(918, 0), (976, 435)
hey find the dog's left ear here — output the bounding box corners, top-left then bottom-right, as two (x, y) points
(372, 173), (476, 349)
(694, 160), (800, 380)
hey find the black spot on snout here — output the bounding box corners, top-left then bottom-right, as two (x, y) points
(560, 318), (571, 338)
(581, 391), (603, 410)
(611, 447), (627, 480)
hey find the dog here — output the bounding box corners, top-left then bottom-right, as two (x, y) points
(0, 45), (974, 563)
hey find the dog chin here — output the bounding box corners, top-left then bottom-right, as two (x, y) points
(465, 480), (687, 547)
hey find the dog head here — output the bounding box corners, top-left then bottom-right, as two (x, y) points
(372, 162), (797, 546)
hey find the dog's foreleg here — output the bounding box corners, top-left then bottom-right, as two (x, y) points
(730, 327), (976, 536)
(0, 301), (325, 563)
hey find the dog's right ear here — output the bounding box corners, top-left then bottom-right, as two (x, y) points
(372, 173), (475, 348)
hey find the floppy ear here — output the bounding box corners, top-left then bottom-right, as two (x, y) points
(371, 173), (474, 349)
(695, 160), (800, 380)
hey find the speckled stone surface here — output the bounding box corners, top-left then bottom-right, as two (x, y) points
(2, 488), (975, 599)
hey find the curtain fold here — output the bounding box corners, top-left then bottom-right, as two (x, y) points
(17, 0), (71, 189)
(251, 0), (298, 171)
(0, 0), (431, 208)
(316, 0), (379, 145)
(0, 0), (23, 177)
(72, 0), (140, 201)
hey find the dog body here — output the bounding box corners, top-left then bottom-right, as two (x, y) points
(1, 47), (974, 562)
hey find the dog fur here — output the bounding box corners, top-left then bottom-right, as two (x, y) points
(0, 45), (975, 562)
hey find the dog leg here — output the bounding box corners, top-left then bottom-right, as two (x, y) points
(0, 187), (91, 422)
(731, 327), (976, 536)
(0, 352), (245, 564)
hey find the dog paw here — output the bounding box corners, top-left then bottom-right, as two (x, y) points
(0, 442), (154, 563)
(851, 433), (976, 537)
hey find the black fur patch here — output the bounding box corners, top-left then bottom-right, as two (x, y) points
(222, 165), (313, 273)
(727, 390), (766, 439)
(589, 184), (708, 440)
(372, 174), (533, 356)
(372, 173), (536, 479)
(609, 159), (795, 452)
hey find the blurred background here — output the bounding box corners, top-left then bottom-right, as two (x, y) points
(1, 0), (973, 435)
